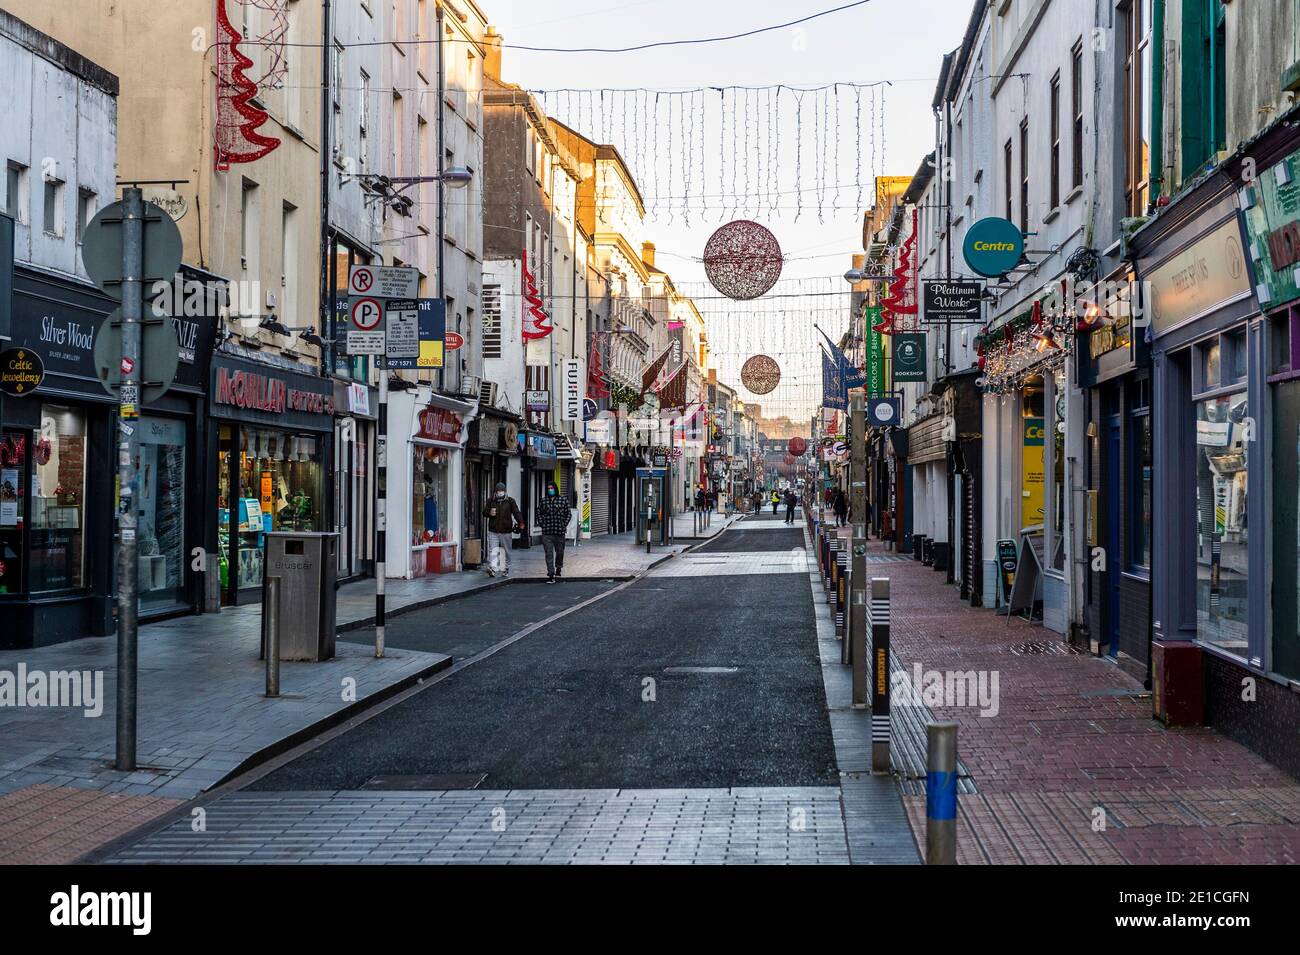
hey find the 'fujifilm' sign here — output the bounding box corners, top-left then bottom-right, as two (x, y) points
(49, 886), (151, 935)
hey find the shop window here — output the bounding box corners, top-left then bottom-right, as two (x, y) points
(218, 426), (323, 595)
(1194, 392), (1248, 655)
(413, 445), (451, 544)
(0, 430), (27, 594)
(1130, 409), (1152, 571)
(1200, 340), (1221, 390)
(1051, 369), (1066, 558)
(136, 417), (187, 613)
(31, 405), (86, 592)
(1272, 375), (1300, 679)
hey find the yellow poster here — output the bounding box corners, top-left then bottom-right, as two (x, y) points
(1021, 416), (1045, 528)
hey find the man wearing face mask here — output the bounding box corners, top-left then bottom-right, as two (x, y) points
(537, 480), (572, 583)
(484, 482), (523, 577)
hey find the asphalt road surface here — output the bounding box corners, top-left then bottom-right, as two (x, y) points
(252, 522), (836, 791)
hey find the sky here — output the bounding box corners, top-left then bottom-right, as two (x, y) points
(480, 0), (971, 420)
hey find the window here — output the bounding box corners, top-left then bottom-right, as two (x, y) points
(1019, 118), (1029, 233)
(281, 202), (298, 321)
(240, 179), (258, 277)
(5, 162), (27, 222)
(481, 284), (502, 359)
(1130, 381), (1152, 570)
(1003, 139), (1013, 221)
(1195, 392), (1248, 655)
(359, 70), (370, 171)
(31, 405), (87, 592)
(1071, 40), (1084, 190)
(42, 178), (64, 236)
(1049, 72), (1061, 210)
(76, 188), (95, 245)
(136, 417), (187, 613)
(285, 0), (302, 127)
(412, 444), (452, 545)
(331, 43), (344, 162)
(1123, 0), (1152, 214)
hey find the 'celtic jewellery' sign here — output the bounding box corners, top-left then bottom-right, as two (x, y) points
(0, 347), (44, 396)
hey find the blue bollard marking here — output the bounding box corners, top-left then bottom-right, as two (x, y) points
(926, 770), (957, 821)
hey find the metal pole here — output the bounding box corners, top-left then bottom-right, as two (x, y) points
(265, 577), (281, 697)
(114, 187), (144, 772)
(926, 721), (958, 864)
(850, 527), (868, 707)
(871, 577), (892, 774)
(375, 359), (387, 658)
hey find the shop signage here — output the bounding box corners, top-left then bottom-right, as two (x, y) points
(525, 389), (550, 411)
(963, 217), (1024, 278)
(868, 396), (900, 427)
(892, 334), (927, 383)
(518, 432), (557, 460)
(997, 538), (1018, 605)
(444, 331), (465, 351)
(210, 357), (336, 429)
(561, 358), (583, 421)
(417, 406), (464, 444)
(1241, 149), (1300, 309)
(0, 347), (44, 396)
(1145, 217), (1250, 337)
(348, 264), (419, 299)
(1022, 416), (1045, 528)
(385, 300), (419, 360)
(865, 306), (886, 396)
(345, 382), (370, 416)
(922, 280), (983, 322)
(585, 417), (611, 444)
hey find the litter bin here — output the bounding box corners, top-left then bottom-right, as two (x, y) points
(261, 531), (338, 662)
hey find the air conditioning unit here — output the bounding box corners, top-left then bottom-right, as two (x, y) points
(457, 373), (482, 399)
(478, 379), (498, 407)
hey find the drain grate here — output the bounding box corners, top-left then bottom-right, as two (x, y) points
(361, 773), (486, 791)
(1009, 640), (1084, 656)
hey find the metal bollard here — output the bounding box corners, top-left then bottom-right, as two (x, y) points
(265, 576), (281, 698)
(926, 722), (958, 864)
(850, 528), (867, 702)
(870, 577), (891, 773)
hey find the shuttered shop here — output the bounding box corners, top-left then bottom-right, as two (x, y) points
(590, 470), (611, 535)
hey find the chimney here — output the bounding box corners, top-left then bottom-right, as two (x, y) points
(484, 27), (503, 80)
(641, 241), (656, 268)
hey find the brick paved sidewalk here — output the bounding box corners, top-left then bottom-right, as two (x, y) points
(873, 540), (1300, 864)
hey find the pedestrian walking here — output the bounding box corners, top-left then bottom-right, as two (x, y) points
(537, 480), (572, 583)
(865, 499), (874, 539)
(705, 488), (716, 515)
(832, 488), (848, 527)
(484, 482), (523, 577)
(783, 489), (797, 524)
(694, 486), (706, 512)
(771, 489), (781, 515)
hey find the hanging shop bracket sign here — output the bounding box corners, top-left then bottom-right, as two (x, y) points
(0, 347), (43, 395)
(922, 280), (983, 322)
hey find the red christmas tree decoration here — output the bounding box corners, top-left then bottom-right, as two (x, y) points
(214, 0), (280, 170)
(587, 332), (610, 399)
(879, 208), (919, 335)
(521, 249), (553, 341)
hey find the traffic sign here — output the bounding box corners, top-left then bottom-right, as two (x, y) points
(350, 296), (384, 331)
(348, 264), (419, 299)
(93, 308), (179, 403)
(81, 200), (183, 300)
(385, 300), (419, 359)
(346, 330), (385, 355)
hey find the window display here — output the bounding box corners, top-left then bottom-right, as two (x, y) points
(136, 416), (187, 612)
(218, 425), (323, 597)
(412, 445), (451, 544)
(31, 405), (86, 592)
(1195, 393), (1248, 654)
(0, 430), (26, 594)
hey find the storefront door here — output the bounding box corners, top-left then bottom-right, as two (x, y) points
(1105, 415), (1122, 656)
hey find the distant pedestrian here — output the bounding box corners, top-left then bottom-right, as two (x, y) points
(705, 489), (716, 514)
(752, 491), (763, 513)
(484, 482), (523, 577)
(866, 500), (874, 539)
(783, 489), (797, 524)
(771, 489), (781, 516)
(832, 488), (848, 527)
(537, 480), (572, 583)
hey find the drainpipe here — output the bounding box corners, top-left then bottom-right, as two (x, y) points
(1150, 0), (1166, 203)
(436, 2), (446, 392)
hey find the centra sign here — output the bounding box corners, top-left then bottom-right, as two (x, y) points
(962, 217), (1025, 278)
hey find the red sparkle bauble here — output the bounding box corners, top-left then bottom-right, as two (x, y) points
(702, 220), (783, 300)
(788, 437), (807, 456)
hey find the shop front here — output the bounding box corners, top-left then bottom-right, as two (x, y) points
(0, 266), (116, 647)
(588, 444), (619, 536)
(387, 388), (474, 577)
(464, 406), (520, 567)
(1077, 269), (1151, 673)
(209, 351), (335, 605)
(333, 379), (376, 582)
(518, 429), (558, 545)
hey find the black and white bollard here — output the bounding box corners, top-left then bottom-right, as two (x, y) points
(870, 577), (891, 774)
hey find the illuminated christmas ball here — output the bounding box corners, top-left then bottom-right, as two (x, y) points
(740, 354), (781, 395)
(702, 220), (784, 300)
(788, 436), (807, 457)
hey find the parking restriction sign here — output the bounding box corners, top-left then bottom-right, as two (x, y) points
(350, 296), (383, 331)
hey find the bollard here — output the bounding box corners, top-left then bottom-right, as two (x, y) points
(870, 577), (891, 773)
(926, 722), (958, 864)
(265, 575), (281, 698)
(850, 528), (867, 702)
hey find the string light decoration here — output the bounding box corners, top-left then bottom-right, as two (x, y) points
(702, 220), (784, 300)
(533, 83), (888, 224)
(214, 0), (287, 170)
(740, 355), (782, 395)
